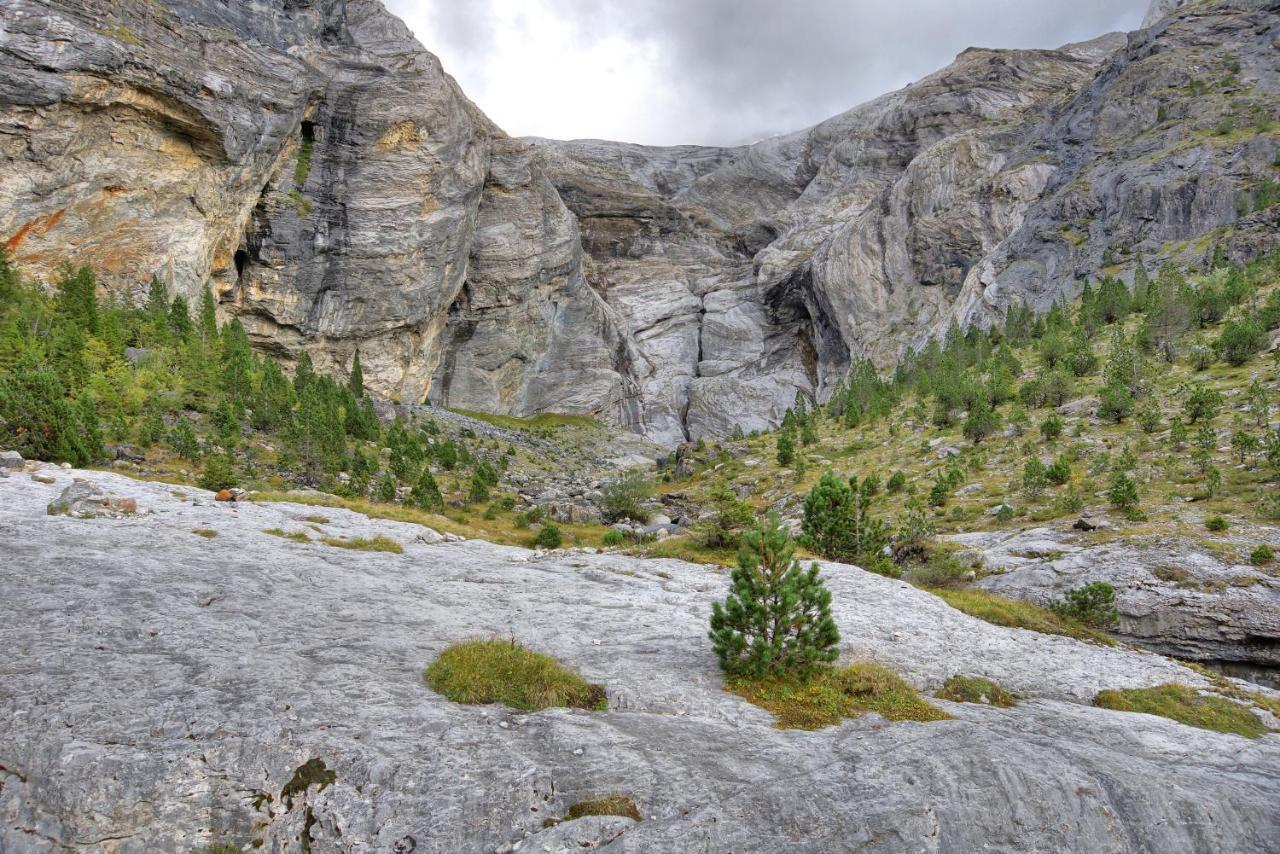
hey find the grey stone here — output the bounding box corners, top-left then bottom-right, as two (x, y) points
(0, 451), (23, 471)
(2, 468), (1279, 852)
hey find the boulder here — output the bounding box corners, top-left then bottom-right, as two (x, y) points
(0, 450), (23, 471)
(46, 481), (138, 518)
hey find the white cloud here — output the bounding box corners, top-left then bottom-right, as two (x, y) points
(386, 0), (1150, 145)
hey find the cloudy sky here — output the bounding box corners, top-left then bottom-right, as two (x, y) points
(385, 0), (1150, 146)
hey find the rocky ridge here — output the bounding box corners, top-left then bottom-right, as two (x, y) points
(1, 466), (1279, 851)
(2, 0), (1278, 444)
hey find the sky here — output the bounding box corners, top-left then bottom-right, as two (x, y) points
(385, 0), (1150, 147)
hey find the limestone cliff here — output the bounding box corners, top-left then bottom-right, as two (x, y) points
(2, 0), (1278, 444)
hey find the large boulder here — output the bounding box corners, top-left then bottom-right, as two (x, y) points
(46, 480), (138, 518)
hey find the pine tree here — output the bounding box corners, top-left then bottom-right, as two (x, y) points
(708, 513), (840, 679)
(801, 470), (856, 560)
(962, 395), (999, 444)
(0, 357), (97, 465)
(349, 349), (364, 398)
(168, 295), (193, 341)
(293, 350), (315, 395)
(54, 265), (98, 334)
(412, 467), (443, 510)
(776, 426), (796, 467)
(375, 473), (398, 502)
(198, 285), (218, 341)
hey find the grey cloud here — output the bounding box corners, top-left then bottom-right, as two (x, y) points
(392, 0), (1151, 145)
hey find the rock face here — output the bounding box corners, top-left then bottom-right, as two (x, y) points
(2, 469), (1280, 852)
(953, 526), (1280, 686)
(3, 0), (1279, 444)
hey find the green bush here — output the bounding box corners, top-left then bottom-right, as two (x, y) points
(1249, 544), (1274, 565)
(197, 454), (236, 491)
(1051, 581), (1118, 629)
(699, 483), (754, 549)
(602, 529), (626, 547)
(710, 513), (840, 678)
(0, 359), (101, 466)
(1108, 471), (1140, 515)
(910, 551), (969, 588)
(600, 470), (651, 524)
(533, 524), (563, 549)
(886, 470), (907, 493)
(1040, 415), (1064, 442)
(1205, 515), (1228, 532)
(424, 639), (606, 711)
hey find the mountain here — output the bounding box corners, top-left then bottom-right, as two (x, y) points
(2, 0), (1277, 447)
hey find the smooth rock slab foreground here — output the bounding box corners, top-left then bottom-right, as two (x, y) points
(1, 469), (1278, 852)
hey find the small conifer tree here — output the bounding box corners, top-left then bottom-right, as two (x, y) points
(776, 426), (796, 466)
(709, 513), (840, 679)
(412, 467), (444, 510)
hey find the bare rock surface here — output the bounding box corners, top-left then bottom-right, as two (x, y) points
(953, 525), (1280, 682)
(2, 469), (1278, 852)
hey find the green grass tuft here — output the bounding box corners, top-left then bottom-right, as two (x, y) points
(192, 528), (218, 539)
(424, 639), (607, 711)
(929, 587), (1115, 646)
(264, 527), (310, 543)
(1094, 683), (1266, 738)
(727, 662), (952, 730)
(564, 795), (641, 823)
(936, 675), (1019, 707)
(320, 534), (402, 553)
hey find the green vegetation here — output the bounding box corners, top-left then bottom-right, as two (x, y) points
(710, 514), (840, 678)
(1050, 582), (1118, 629)
(532, 523), (563, 549)
(423, 639), (607, 711)
(320, 535), (402, 553)
(929, 588), (1115, 646)
(936, 675), (1018, 707)
(727, 662), (952, 730)
(1205, 515), (1228, 532)
(264, 527), (311, 543)
(562, 795), (641, 823)
(1250, 543), (1274, 565)
(1094, 684), (1266, 738)
(600, 470), (652, 524)
(192, 528), (218, 538)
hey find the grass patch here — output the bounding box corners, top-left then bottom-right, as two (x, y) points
(727, 662), (951, 730)
(1094, 684), (1266, 738)
(561, 795), (641, 824)
(264, 527), (310, 543)
(424, 639), (607, 711)
(936, 675), (1018, 707)
(929, 587), (1115, 646)
(303, 514), (330, 524)
(192, 528), (218, 539)
(320, 534), (402, 553)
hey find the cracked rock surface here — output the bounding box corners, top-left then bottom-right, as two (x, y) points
(2, 468), (1278, 852)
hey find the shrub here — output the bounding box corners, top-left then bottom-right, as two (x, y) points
(1249, 544), (1274, 565)
(600, 470), (651, 524)
(962, 397), (1000, 444)
(776, 426), (795, 466)
(198, 454), (236, 491)
(1094, 684), (1264, 738)
(1216, 318), (1266, 366)
(709, 514), (840, 678)
(1136, 402), (1162, 434)
(1045, 456), (1071, 486)
(424, 639), (606, 711)
(533, 524), (563, 549)
(1040, 415), (1064, 442)
(886, 470), (907, 493)
(1022, 458), (1048, 499)
(412, 468), (443, 511)
(0, 360), (101, 466)
(1098, 381), (1133, 423)
(1205, 515), (1228, 533)
(726, 662), (951, 730)
(910, 551), (969, 588)
(1183, 383), (1223, 424)
(936, 675), (1018, 708)
(1050, 582), (1118, 628)
(1108, 471), (1140, 515)
(699, 483), (754, 549)
(601, 529), (626, 547)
